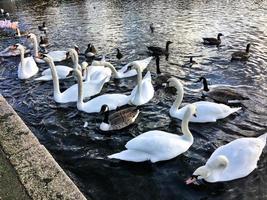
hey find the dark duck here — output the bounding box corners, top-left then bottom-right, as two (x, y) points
(203, 33), (223, 46)
(147, 41), (173, 61)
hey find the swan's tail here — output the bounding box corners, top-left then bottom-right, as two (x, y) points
(108, 150), (150, 162)
(258, 133), (267, 145)
(34, 75), (52, 81)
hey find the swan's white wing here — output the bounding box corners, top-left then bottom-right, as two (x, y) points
(125, 131), (190, 162)
(18, 57), (39, 79)
(82, 94), (130, 113)
(86, 66), (111, 82)
(133, 57), (153, 71)
(41, 65), (73, 77)
(48, 51), (67, 62)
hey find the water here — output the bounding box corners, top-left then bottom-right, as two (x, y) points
(0, 0), (267, 199)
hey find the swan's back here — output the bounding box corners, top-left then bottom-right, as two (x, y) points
(18, 56), (38, 79)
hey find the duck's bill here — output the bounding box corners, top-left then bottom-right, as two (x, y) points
(185, 176), (198, 185)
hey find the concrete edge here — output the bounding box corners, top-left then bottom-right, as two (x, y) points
(0, 95), (87, 200)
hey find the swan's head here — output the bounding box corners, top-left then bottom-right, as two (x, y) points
(11, 43), (25, 52)
(39, 53), (53, 63)
(100, 104), (109, 114)
(27, 33), (37, 40)
(186, 155), (229, 185)
(74, 45), (80, 54)
(66, 48), (78, 60)
(0, 9), (4, 14)
(166, 77), (183, 90)
(81, 61), (89, 70)
(184, 104), (197, 120)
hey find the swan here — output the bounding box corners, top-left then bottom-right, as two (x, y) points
(86, 57), (153, 80)
(40, 54), (107, 103)
(168, 77), (241, 123)
(231, 44), (250, 61)
(203, 33), (223, 45)
(12, 44), (39, 79)
(99, 104), (140, 131)
(196, 76), (249, 104)
(116, 48), (123, 60)
(186, 133), (267, 184)
(108, 104), (197, 163)
(147, 41), (173, 61)
(74, 69), (131, 113)
(27, 33), (67, 63)
(129, 64), (154, 106)
(34, 49), (82, 81)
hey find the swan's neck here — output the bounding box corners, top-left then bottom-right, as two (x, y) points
(104, 62), (119, 77)
(181, 113), (193, 141)
(136, 67), (142, 96)
(19, 49), (26, 74)
(32, 37), (39, 57)
(48, 60), (61, 97)
(71, 53), (79, 69)
(77, 70), (84, 110)
(171, 84), (184, 110)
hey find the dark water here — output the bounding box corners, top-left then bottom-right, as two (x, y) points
(0, 0), (267, 199)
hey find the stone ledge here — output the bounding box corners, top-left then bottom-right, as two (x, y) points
(0, 95), (87, 200)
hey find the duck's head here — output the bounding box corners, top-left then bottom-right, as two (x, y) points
(100, 104), (109, 114)
(217, 33), (223, 38)
(166, 41), (173, 45)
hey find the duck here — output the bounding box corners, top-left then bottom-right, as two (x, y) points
(84, 43), (97, 59)
(154, 55), (172, 85)
(27, 33), (67, 63)
(203, 33), (223, 45)
(129, 63), (154, 106)
(40, 54), (107, 103)
(38, 22), (47, 32)
(116, 48), (123, 60)
(87, 57), (153, 80)
(34, 49), (80, 81)
(12, 44), (39, 79)
(196, 76), (248, 104)
(183, 56), (198, 68)
(150, 23), (155, 33)
(108, 104), (197, 163)
(167, 77), (241, 123)
(231, 44), (250, 61)
(74, 69), (131, 113)
(147, 41), (173, 60)
(186, 133), (267, 184)
(39, 36), (49, 48)
(99, 104), (140, 131)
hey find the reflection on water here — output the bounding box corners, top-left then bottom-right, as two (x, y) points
(0, 0), (267, 199)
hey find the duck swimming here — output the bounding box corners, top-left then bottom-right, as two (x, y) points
(116, 48), (123, 60)
(147, 41), (173, 61)
(196, 76), (249, 104)
(203, 33), (223, 46)
(231, 43), (250, 61)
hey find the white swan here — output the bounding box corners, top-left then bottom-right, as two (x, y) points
(168, 78), (241, 123)
(0, 45), (31, 57)
(12, 44), (39, 80)
(41, 54), (107, 103)
(34, 49), (86, 81)
(129, 64), (154, 106)
(88, 57), (152, 80)
(186, 133), (267, 184)
(74, 69), (131, 113)
(108, 104), (197, 163)
(27, 33), (67, 63)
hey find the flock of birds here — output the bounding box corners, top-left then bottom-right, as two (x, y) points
(0, 11), (266, 186)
